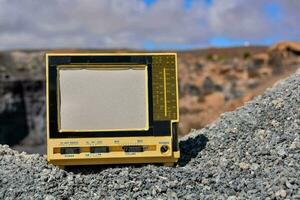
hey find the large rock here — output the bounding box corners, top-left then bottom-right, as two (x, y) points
(269, 41), (300, 54)
(268, 41), (300, 74)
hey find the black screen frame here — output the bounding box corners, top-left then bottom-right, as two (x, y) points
(47, 55), (171, 138)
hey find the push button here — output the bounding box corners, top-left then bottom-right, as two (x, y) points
(90, 146), (109, 153)
(60, 147), (80, 154)
(123, 146), (144, 152)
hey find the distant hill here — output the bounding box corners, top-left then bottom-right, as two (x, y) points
(178, 46), (268, 59)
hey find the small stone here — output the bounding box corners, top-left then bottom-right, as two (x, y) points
(151, 188), (156, 196)
(256, 129), (267, 139)
(239, 162), (250, 170)
(277, 148), (287, 157)
(275, 189), (287, 198)
(271, 99), (284, 109)
(290, 143), (297, 149)
(271, 120), (280, 127)
(185, 194), (196, 200)
(250, 163), (260, 171)
(167, 190), (178, 200)
(219, 157), (228, 168)
(289, 138), (300, 150)
(2, 178), (8, 184)
(201, 178), (209, 185)
(45, 195), (56, 200)
(227, 196), (237, 200)
(285, 181), (294, 189)
(67, 175), (73, 181)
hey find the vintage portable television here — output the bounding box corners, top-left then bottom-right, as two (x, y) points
(46, 53), (180, 167)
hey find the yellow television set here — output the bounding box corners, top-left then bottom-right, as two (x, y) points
(46, 53), (180, 167)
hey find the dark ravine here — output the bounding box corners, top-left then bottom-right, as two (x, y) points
(0, 51), (45, 146)
(0, 70), (299, 199)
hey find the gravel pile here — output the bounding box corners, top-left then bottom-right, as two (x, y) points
(0, 72), (299, 199)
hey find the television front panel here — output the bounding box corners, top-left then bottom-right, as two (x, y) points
(46, 53), (180, 167)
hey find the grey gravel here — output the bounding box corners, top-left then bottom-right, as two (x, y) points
(0, 71), (300, 199)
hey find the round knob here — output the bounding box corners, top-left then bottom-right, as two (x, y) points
(160, 145), (169, 153)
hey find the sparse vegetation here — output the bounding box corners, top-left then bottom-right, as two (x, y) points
(243, 51), (251, 59)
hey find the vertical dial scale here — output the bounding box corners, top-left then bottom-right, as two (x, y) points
(152, 55), (178, 121)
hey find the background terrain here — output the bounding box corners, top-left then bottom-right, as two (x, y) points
(0, 41), (299, 154)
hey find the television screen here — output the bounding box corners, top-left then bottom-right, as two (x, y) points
(58, 66), (148, 132)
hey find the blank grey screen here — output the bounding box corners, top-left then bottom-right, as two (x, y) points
(59, 68), (148, 131)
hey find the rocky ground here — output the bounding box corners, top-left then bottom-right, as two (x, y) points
(0, 70), (299, 199)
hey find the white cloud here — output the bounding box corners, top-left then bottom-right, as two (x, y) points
(0, 0), (298, 50)
(277, 0), (300, 38)
(208, 0), (270, 38)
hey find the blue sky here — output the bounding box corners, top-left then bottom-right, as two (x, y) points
(145, 0), (213, 8)
(0, 0), (299, 50)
